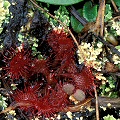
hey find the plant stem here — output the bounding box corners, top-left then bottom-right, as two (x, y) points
(111, 0), (119, 13)
(94, 86), (99, 120)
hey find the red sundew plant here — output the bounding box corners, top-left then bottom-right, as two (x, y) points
(35, 96), (57, 118)
(35, 85), (68, 118)
(31, 59), (58, 84)
(61, 66), (95, 93)
(47, 29), (76, 74)
(31, 59), (49, 75)
(74, 66), (95, 92)
(48, 83), (68, 110)
(1, 27), (96, 119)
(10, 83), (68, 118)
(3, 46), (32, 80)
(66, 60), (78, 73)
(30, 59), (57, 84)
(47, 28), (74, 53)
(12, 84), (39, 111)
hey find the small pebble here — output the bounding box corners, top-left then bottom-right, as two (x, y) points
(73, 89), (85, 102)
(63, 83), (75, 95)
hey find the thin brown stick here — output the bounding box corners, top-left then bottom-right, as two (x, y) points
(63, 98), (92, 112)
(111, 0), (119, 13)
(0, 102), (32, 114)
(100, 0), (105, 37)
(112, 16), (120, 21)
(94, 86), (99, 120)
(95, 0), (105, 36)
(97, 97), (120, 107)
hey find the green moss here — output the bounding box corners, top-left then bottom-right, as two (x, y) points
(0, 0), (10, 33)
(103, 114), (116, 120)
(100, 76), (118, 98)
(0, 94), (8, 110)
(50, 6), (70, 27)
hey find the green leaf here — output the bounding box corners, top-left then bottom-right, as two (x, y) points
(105, 87), (110, 92)
(83, 1), (97, 22)
(105, 4), (112, 22)
(114, 0), (120, 7)
(36, 0), (83, 5)
(109, 84), (115, 88)
(115, 45), (120, 50)
(33, 43), (38, 47)
(32, 47), (37, 51)
(71, 9), (84, 33)
(109, 92), (118, 98)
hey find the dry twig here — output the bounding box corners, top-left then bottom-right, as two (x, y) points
(94, 86), (99, 120)
(111, 0), (119, 13)
(95, 0), (105, 36)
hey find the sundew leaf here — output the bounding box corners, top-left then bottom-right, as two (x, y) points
(71, 9), (84, 33)
(83, 1), (97, 22)
(36, 0), (83, 5)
